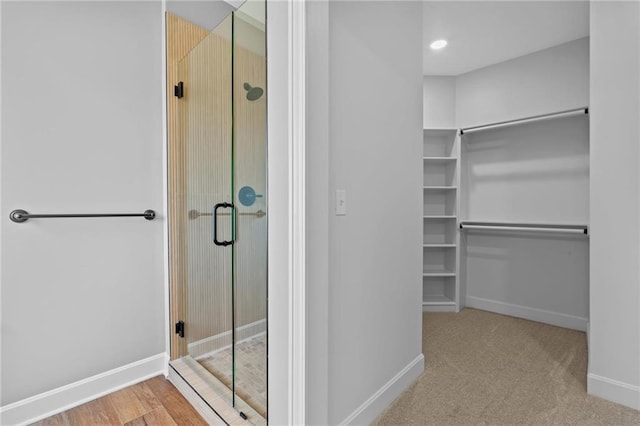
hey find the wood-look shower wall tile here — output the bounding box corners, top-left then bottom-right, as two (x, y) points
(167, 12), (267, 359)
(166, 12), (209, 359)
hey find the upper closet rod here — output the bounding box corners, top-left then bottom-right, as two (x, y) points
(459, 107), (589, 135)
(9, 209), (156, 223)
(459, 221), (588, 235)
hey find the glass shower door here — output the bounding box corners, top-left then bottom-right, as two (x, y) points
(173, 4), (266, 422)
(178, 13), (235, 408)
(232, 4), (267, 421)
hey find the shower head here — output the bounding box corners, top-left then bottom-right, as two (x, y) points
(243, 82), (264, 101)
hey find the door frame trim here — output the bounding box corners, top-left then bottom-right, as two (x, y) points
(289, 0), (307, 423)
(161, 0), (171, 377)
(266, 0), (307, 423)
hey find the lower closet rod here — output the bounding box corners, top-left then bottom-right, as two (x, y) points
(459, 222), (588, 235)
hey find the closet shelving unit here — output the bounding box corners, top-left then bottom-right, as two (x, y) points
(422, 108), (589, 315)
(422, 129), (461, 312)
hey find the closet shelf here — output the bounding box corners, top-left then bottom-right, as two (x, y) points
(423, 244), (456, 248)
(423, 271), (456, 277)
(422, 296), (456, 306)
(423, 157), (457, 162)
(423, 215), (456, 219)
(423, 186), (457, 190)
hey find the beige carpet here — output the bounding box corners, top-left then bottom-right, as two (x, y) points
(375, 309), (640, 425)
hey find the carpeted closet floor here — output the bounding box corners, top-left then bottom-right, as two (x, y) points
(375, 308), (640, 425)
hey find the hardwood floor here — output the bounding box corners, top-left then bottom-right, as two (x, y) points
(31, 376), (207, 426)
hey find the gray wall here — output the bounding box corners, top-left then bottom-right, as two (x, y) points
(306, 1), (330, 424)
(423, 76), (456, 129)
(327, 2), (423, 423)
(461, 112), (590, 330)
(589, 1), (640, 409)
(456, 38), (589, 129)
(1, 1), (165, 405)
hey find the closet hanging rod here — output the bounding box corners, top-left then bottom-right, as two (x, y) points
(459, 107), (589, 135)
(459, 221), (588, 235)
(9, 209), (156, 223)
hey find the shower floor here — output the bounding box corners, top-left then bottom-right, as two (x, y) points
(198, 333), (267, 418)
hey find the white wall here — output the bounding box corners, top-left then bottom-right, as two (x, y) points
(461, 115), (590, 331)
(455, 38), (589, 129)
(423, 76), (455, 129)
(327, 2), (423, 423)
(462, 117), (590, 224)
(588, 0), (640, 410)
(1, 0), (165, 406)
(306, 1), (330, 424)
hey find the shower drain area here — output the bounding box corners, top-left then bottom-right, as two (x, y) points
(198, 333), (267, 419)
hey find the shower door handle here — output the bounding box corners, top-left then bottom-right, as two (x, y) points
(213, 202), (234, 246)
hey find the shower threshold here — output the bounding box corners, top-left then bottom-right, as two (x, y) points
(169, 356), (266, 425)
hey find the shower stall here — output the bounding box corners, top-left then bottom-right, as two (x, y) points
(166, 2), (267, 423)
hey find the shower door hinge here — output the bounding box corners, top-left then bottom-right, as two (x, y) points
(174, 81), (184, 99)
(175, 320), (185, 338)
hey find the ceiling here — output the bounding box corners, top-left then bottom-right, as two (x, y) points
(423, 1), (589, 76)
(167, 0), (263, 32)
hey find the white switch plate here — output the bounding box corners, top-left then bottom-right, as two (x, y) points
(336, 189), (347, 215)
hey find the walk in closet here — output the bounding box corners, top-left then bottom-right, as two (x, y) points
(422, 2), (590, 332)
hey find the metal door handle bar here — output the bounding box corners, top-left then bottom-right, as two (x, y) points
(10, 209), (156, 223)
(189, 209), (265, 219)
(459, 221), (588, 235)
(213, 202), (234, 246)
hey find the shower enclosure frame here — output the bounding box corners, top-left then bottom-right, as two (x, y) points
(163, 1), (308, 424)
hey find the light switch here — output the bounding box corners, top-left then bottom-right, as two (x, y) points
(336, 189), (347, 216)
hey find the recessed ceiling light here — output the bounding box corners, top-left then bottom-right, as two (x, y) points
(430, 39), (448, 50)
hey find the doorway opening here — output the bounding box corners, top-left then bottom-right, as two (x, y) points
(166, 2), (267, 423)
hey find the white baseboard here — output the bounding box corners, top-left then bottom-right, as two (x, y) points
(0, 353), (168, 426)
(466, 296), (588, 331)
(339, 354), (424, 426)
(189, 319), (266, 359)
(167, 366), (226, 425)
(588, 373), (640, 410)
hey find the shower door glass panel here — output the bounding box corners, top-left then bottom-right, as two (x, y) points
(178, 13), (234, 407)
(176, 5), (266, 421)
(232, 3), (268, 421)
